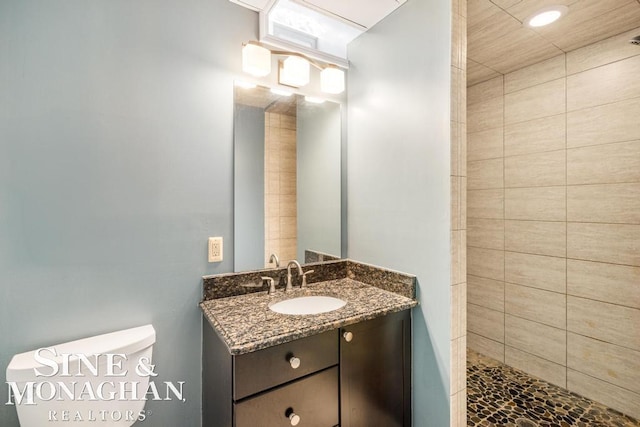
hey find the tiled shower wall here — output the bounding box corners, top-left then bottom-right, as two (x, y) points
(450, 0), (467, 425)
(264, 112), (297, 266)
(466, 28), (640, 420)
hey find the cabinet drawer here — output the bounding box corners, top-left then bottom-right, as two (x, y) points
(234, 366), (339, 427)
(233, 329), (338, 400)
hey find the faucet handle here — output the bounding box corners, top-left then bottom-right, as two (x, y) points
(262, 276), (276, 295)
(300, 270), (314, 288)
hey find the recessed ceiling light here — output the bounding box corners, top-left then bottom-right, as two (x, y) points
(525, 6), (568, 28)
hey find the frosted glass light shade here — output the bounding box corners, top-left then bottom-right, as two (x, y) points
(242, 43), (271, 77)
(279, 56), (310, 87)
(320, 67), (345, 94)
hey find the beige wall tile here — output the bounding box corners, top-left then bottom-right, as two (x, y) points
(505, 315), (566, 365)
(452, 176), (461, 230)
(451, 282), (467, 339)
(452, 230), (466, 285)
(468, 247), (505, 280)
(567, 332), (640, 394)
(460, 122), (467, 176)
(567, 222), (640, 266)
(468, 75), (504, 105)
(451, 66), (464, 124)
(279, 172), (296, 195)
(468, 158), (503, 189)
(467, 59), (502, 87)
(468, 189), (504, 219)
(568, 183), (640, 224)
(505, 283), (566, 329)
(505, 346), (566, 388)
(451, 120), (460, 176)
(567, 259), (640, 310)
(450, 388), (467, 427)
(468, 274), (504, 312)
(468, 303), (505, 343)
(505, 187), (566, 221)
(468, 96), (504, 133)
(505, 150), (566, 188)
(468, 218), (504, 250)
(567, 140), (640, 185)
(505, 54), (565, 94)
(567, 97), (640, 148)
(279, 216), (296, 239)
(566, 28), (640, 75)
(505, 252), (566, 293)
(567, 55), (640, 111)
(504, 114), (566, 157)
(461, 177), (467, 228)
(280, 114), (296, 130)
(468, 332), (504, 362)
(567, 297), (640, 352)
(505, 220), (566, 258)
(468, 128), (503, 161)
(505, 78), (566, 125)
(450, 335), (467, 393)
(568, 369), (640, 420)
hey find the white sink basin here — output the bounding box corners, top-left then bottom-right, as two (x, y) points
(269, 295), (347, 315)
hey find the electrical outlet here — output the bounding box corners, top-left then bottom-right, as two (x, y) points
(208, 237), (223, 262)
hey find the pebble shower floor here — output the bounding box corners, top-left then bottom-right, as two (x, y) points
(467, 350), (640, 426)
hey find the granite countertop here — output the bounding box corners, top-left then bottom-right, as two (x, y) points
(200, 278), (418, 355)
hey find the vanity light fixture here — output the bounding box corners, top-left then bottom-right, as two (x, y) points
(242, 42), (271, 77)
(320, 66), (345, 94)
(525, 5), (568, 28)
(241, 41), (346, 94)
(304, 96), (325, 104)
(279, 56), (310, 87)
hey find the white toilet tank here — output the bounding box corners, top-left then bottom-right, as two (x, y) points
(6, 324), (156, 427)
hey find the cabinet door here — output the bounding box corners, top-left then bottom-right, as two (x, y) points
(340, 310), (411, 427)
(234, 367), (339, 427)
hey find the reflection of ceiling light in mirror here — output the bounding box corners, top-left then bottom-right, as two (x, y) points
(270, 88), (293, 96)
(242, 43), (271, 77)
(279, 56), (310, 87)
(525, 6), (568, 28)
(234, 81), (257, 89)
(304, 96), (325, 104)
(320, 67), (345, 94)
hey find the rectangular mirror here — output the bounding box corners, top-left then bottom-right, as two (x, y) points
(233, 84), (342, 272)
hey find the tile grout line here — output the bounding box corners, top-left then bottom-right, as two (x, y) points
(502, 73), (506, 363)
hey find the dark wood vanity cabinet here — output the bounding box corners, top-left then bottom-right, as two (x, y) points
(340, 309), (412, 427)
(203, 309), (411, 427)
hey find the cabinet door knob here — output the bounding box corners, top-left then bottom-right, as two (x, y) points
(289, 413), (300, 426)
(289, 356), (301, 369)
(343, 331), (353, 342)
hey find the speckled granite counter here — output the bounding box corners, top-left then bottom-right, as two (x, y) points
(201, 278), (417, 355)
(200, 260), (418, 355)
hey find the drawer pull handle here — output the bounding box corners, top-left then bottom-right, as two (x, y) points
(289, 412), (301, 426)
(289, 356), (301, 369)
(343, 331), (353, 342)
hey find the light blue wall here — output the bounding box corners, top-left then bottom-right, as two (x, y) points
(297, 101), (342, 260)
(0, 0), (255, 425)
(233, 105), (265, 272)
(347, 0), (452, 425)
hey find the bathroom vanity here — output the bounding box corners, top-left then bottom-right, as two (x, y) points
(200, 259), (417, 427)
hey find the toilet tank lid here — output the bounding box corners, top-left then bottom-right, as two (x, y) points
(6, 324), (156, 382)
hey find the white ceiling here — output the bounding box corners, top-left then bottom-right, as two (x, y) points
(467, 0), (640, 85)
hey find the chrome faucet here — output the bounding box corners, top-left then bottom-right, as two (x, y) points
(286, 260), (303, 292)
(269, 253), (280, 268)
